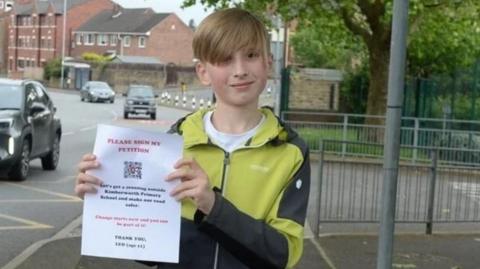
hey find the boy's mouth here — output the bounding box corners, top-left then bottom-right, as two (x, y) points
(230, 81), (254, 89)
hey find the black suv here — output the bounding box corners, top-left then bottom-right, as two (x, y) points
(0, 79), (62, 181)
(123, 85), (157, 120)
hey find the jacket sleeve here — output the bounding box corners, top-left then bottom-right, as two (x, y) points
(194, 146), (311, 269)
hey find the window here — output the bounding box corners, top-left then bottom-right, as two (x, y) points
(85, 34), (95, 45)
(138, 36), (146, 48)
(76, 33), (82, 45)
(123, 36), (130, 47)
(110, 35), (117, 46)
(40, 15), (46, 26)
(17, 59), (25, 69)
(0, 2), (4, 9)
(97, 34), (108, 46)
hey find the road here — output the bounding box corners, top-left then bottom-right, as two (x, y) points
(0, 89), (189, 268)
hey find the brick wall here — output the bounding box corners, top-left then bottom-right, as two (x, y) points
(64, 0), (114, 56)
(71, 13), (194, 66)
(146, 14), (194, 65)
(6, 0), (114, 75)
(289, 70), (340, 111)
(89, 62), (200, 93)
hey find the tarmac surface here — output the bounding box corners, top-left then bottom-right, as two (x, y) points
(6, 217), (480, 269)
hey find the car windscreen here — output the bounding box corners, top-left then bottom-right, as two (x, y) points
(128, 87), (154, 98)
(88, 82), (110, 89)
(0, 85), (22, 109)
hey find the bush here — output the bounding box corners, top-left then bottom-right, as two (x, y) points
(44, 58), (62, 80)
(82, 52), (112, 63)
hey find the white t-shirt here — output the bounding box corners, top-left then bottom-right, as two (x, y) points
(203, 111), (265, 153)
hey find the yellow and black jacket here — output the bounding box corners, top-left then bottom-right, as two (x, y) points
(159, 107), (310, 269)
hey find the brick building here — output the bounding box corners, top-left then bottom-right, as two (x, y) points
(72, 6), (194, 66)
(5, 0), (114, 76)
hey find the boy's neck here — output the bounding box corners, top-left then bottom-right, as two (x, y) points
(210, 104), (263, 134)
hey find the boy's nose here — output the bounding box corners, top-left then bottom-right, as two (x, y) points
(233, 59), (248, 78)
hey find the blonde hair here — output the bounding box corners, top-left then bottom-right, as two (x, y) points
(193, 8), (270, 65)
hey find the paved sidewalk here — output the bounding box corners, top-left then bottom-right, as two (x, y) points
(9, 218), (326, 269)
(9, 219), (480, 269)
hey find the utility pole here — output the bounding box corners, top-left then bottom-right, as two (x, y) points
(59, 0), (67, 88)
(273, 15), (283, 116)
(376, 0), (409, 268)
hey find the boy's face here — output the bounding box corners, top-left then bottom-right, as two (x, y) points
(196, 48), (271, 109)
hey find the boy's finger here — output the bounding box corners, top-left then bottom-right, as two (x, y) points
(74, 183), (99, 198)
(77, 161), (100, 173)
(165, 167), (194, 181)
(170, 180), (196, 197)
(172, 188), (196, 202)
(173, 157), (195, 169)
(76, 173), (102, 186)
(82, 153), (96, 161)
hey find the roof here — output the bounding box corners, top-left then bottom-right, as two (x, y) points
(0, 78), (27, 86)
(76, 8), (170, 34)
(112, 55), (163, 65)
(14, 0), (90, 15)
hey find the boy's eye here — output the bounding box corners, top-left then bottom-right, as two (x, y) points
(247, 52), (260, 58)
(219, 56), (232, 65)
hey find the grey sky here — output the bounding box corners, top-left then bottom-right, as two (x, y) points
(111, 0), (213, 25)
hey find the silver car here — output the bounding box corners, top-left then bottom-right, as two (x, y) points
(123, 85), (157, 120)
(80, 81), (115, 103)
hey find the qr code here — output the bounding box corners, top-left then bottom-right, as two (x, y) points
(123, 161), (142, 179)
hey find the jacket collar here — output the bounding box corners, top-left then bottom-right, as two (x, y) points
(171, 107), (294, 149)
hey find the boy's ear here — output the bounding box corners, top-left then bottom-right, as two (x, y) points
(196, 62), (211, 86)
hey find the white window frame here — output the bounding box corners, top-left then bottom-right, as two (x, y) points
(76, 33), (82, 45)
(97, 34), (108, 46)
(110, 34), (117, 46)
(123, 36), (130, 47)
(85, 34), (95, 45)
(138, 36), (146, 48)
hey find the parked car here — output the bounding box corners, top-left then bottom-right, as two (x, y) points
(80, 81), (115, 103)
(0, 79), (62, 181)
(123, 85), (158, 120)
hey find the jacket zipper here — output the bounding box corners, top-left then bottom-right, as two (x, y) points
(213, 151), (230, 269)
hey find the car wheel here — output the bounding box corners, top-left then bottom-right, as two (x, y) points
(124, 112), (129, 119)
(151, 113), (156, 120)
(8, 140), (30, 181)
(41, 135), (60, 170)
(81, 96), (84, 102)
(110, 98), (114, 104)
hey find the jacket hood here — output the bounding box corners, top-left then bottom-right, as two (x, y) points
(170, 107), (298, 149)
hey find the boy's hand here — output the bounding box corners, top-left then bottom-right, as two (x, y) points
(166, 157), (215, 215)
(75, 153), (102, 199)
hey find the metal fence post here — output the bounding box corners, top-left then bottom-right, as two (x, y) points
(313, 140), (325, 238)
(426, 149), (438, 234)
(413, 118), (419, 163)
(342, 115), (348, 157)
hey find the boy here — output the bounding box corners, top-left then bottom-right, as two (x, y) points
(75, 8), (310, 269)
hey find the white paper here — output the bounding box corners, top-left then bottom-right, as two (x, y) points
(81, 124), (183, 263)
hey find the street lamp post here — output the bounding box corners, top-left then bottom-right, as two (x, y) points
(59, 0), (67, 88)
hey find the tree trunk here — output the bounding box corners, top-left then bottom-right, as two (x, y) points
(363, 43), (391, 142)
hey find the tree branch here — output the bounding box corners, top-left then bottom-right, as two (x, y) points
(339, 7), (372, 45)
